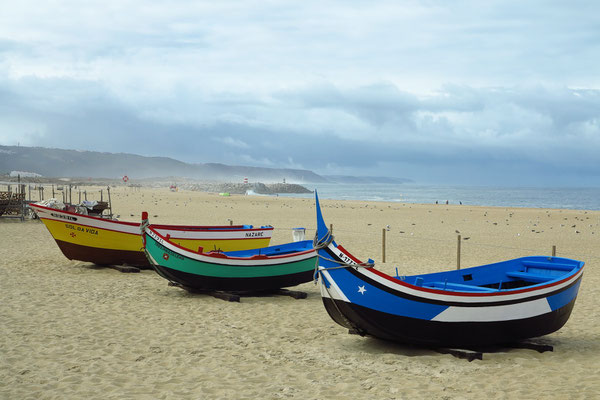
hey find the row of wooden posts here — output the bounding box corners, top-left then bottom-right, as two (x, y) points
(1, 180), (114, 220)
(383, 229), (557, 269)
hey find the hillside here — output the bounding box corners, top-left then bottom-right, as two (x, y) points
(0, 146), (327, 183)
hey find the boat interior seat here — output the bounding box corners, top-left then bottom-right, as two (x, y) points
(505, 271), (555, 283)
(521, 260), (574, 271)
(423, 281), (497, 292)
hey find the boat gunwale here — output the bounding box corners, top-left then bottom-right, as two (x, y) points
(146, 225), (317, 263)
(30, 203), (275, 233)
(323, 243), (584, 299)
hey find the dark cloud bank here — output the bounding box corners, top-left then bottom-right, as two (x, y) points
(1, 78), (598, 187)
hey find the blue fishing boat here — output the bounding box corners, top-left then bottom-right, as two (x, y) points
(313, 192), (584, 347)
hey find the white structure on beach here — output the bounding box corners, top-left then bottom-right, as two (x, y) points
(9, 171), (42, 178)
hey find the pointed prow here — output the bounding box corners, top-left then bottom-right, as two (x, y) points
(314, 190), (332, 245)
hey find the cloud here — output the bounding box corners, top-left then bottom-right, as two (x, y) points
(1, 1), (599, 186)
(214, 136), (249, 149)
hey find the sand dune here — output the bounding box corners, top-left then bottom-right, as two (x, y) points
(1, 187), (599, 399)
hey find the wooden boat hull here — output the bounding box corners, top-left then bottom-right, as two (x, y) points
(313, 193), (584, 347)
(30, 203), (274, 267)
(319, 263), (581, 347)
(144, 225), (317, 292)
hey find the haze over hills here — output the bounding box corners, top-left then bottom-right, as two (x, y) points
(0, 145), (327, 183)
(323, 175), (412, 184)
(0, 145), (412, 184)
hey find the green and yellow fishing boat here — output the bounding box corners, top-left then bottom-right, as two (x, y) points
(142, 212), (317, 291)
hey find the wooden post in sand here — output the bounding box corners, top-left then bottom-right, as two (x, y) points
(107, 186), (113, 218)
(330, 224), (333, 234)
(457, 234), (461, 270)
(552, 245), (556, 257)
(382, 228), (386, 263)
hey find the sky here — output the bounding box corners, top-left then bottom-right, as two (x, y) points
(1, 0), (599, 186)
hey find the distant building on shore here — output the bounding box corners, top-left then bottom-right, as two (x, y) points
(10, 171), (42, 178)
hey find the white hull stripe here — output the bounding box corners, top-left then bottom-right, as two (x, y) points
(431, 298), (552, 322)
(31, 204), (273, 240)
(319, 268), (350, 302)
(148, 228), (315, 266)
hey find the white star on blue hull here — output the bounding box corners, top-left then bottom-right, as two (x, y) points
(358, 285), (367, 295)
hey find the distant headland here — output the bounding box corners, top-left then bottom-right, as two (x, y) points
(0, 145), (413, 192)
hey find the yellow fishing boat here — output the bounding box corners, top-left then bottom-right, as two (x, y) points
(30, 203), (274, 267)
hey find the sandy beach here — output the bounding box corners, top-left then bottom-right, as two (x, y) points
(1, 186), (599, 399)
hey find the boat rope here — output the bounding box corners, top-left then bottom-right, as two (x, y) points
(312, 229), (334, 250)
(312, 229), (375, 282)
(139, 218), (150, 248)
(139, 218), (149, 234)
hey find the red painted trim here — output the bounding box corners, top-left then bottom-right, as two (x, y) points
(151, 223), (274, 232)
(147, 226), (315, 261)
(30, 203), (139, 227)
(37, 216), (140, 237)
(363, 265), (584, 298)
(31, 203), (274, 235)
(336, 245), (363, 264)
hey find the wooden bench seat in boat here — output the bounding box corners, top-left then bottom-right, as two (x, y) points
(505, 271), (555, 283)
(424, 281), (497, 292)
(521, 260), (575, 271)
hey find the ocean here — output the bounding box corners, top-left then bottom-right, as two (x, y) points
(278, 184), (600, 211)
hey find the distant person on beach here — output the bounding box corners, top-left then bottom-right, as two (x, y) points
(446, 200), (448, 205)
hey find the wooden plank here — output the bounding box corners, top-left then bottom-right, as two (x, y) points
(506, 271), (554, 282)
(210, 292), (241, 302)
(435, 348), (483, 362)
(506, 341), (553, 353)
(167, 282), (241, 302)
(107, 264), (140, 273)
(522, 260), (574, 271)
(276, 289), (308, 299)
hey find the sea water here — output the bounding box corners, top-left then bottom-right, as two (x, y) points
(278, 184), (600, 211)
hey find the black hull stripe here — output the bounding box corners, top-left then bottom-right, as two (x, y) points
(323, 296), (577, 347)
(154, 264), (315, 292)
(323, 246), (581, 307)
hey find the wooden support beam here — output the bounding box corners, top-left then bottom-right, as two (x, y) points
(276, 289), (308, 299)
(435, 348), (482, 362)
(457, 234), (461, 270)
(107, 264), (140, 273)
(382, 228), (386, 263)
